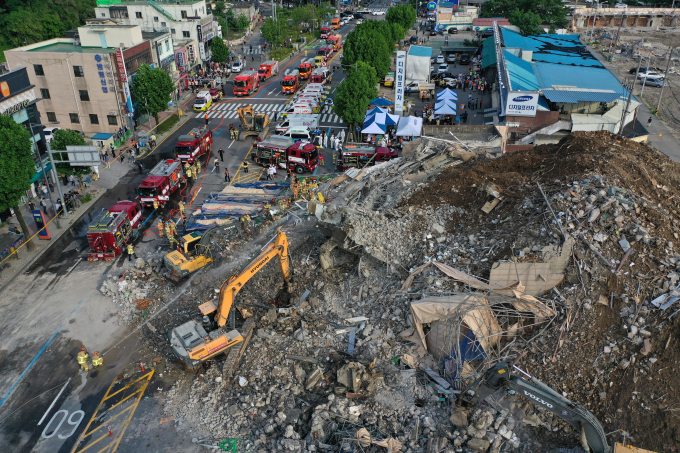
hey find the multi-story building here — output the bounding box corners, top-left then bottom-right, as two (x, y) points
(4, 23), (176, 136)
(94, 0), (215, 64)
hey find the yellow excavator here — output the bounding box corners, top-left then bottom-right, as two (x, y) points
(168, 230), (292, 369)
(164, 230), (214, 282)
(237, 106), (270, 141)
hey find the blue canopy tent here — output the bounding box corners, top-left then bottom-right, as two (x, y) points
(434, 99), (457, 115)
(364, 112), (399, 127)
(369, 97), (394, 107)
(437, 88), (458, 100)
(361, 121), (387, 134)
(365, 107), (389, 117)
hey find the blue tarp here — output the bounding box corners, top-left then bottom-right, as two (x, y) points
(443, 330), (486, 383)
(370, 97), (393, 106)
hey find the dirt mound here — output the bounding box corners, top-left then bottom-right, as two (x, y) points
(399, 131), (680, 451)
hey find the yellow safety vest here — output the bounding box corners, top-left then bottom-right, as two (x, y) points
(92, 355), (103, 366)
(77, 352), (88, 364)
(127, 244), (134, 254)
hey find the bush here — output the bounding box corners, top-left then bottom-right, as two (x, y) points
(157, 114), (180, 135)
(81, 193), (92, 203)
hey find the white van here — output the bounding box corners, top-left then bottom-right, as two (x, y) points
(193, 91), (212, 111)
(276, 115), (319, 132)
(279, 126), (312, 142)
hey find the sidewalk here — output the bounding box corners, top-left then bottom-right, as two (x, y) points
(0, 95), (200, 292)
(588, 47), (680, 164)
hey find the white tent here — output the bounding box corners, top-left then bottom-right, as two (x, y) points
(365, 112), (400, 127)
(437, 88), (457, 100)
(396, 116), (423, 137)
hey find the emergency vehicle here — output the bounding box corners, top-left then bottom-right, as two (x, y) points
(281, 69), (300, 94)
(310, 67), (329, 84)
(338, 144), (399, 171)
(173, 126), (213, 164)
(320, 27), (331, 39)
(297, 59), (314, 80)
(253, 138), (319, 173)
(258, 60), (279, 82)
(317, 46), (332, 61)
(86, 201), (144, 261)
(326, 34), (342, 51)
(331, 18), (341, 29)
(137, 159), (185, 208)
(233, 70), (259, 96)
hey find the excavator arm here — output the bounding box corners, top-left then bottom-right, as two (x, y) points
(237, 106), (254, 130)
(459, 362), (610, 453)
(214, 230), (292, 327)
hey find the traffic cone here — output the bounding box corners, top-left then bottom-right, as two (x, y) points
(140, 361), (145, 372)
(107, 425), (113, 437)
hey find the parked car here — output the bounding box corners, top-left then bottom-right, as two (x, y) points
(232, 61), (243, 73)
(638, 70), (665, 79)
(436, 54), (445, 63)
(43, 127), (61, 143)
(460, 53), (470, 65)
(371, 10), (386, 15)
(629, 66), (648, 74)
(429, 29), (437, 36)
(641, 77), (666, 87)
(447, 54), (456, 63)
(357, 8), (370, 13)
(448, 27), (458, 34)
(437, 63), (448, 73)
(356, 18), (364, 24)
(353, 13), (365, 19)
(615, 3), (627, 7)
(409, 35), (418, 44)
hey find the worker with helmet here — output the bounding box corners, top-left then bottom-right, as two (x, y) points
(77, 347), (89, 371)
(165, 222), (174, 240)
(178, 201), (185, 216)
(184, 162), (191, 172)
(153, 199), (159, 210)
(186, 167), (193, 185)
(92, 351), (103, 368)
(127, 243), (135, 261)
(158, 218), (165, 237)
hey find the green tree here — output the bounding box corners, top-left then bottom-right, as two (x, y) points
(0, 115), (38, 251)
(481, 0), (568, 35)
(236, 14), (250, 29)
(211, 37), (229, 63)
(342, 26), (391, 79)
(334, 61), (379, 127)
(130, 64), (175, 122)
(50, 129), (89, 175)
(385, 4), (417, 31)
(213, 1), (225, 16)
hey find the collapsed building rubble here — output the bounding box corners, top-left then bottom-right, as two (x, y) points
(119, 132), (680, 452)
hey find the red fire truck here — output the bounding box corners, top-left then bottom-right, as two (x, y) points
(173, 127), (213, 163)
(253, 139), (319, 174)
(297, 59), (314, 80)
(233, 70), (259, 96)
(320, 27), (331, 39)
(137, 159), (184, 208)
(281, 69), (300, 94)
(86, 201), (144, 261)
(337, 144), (399, 171)
(317, 46), (332, 61)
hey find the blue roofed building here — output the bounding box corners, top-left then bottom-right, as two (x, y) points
(485, 24), (639, 151)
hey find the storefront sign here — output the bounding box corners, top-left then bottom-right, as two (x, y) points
(94, 54), (111, 93)
(427, 2), (437, 10)
(114, 49), (128, 83)
(440, 8), (452, 14)
(0, 88), (36, 116)
(394, 51), (406, 116)
(506, 91), (539, 117)
(197, 24), (203, 43)
(160, 54), (176, 68)
(176, 51), (185, 70)
(0, 81), (9, 98)
(455, 11), (474, 16)
(198, 42), (207, 61)
(187, 44), (195, 64)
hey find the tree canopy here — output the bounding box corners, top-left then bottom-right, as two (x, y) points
(385, 4), (417, 31)
(211, 37), (229, 63)
(334, 61), (379, 127)
(130, 64), (176, 122)
(481, 0), (568, 34)
(0, 0), (97, 62)
(342, 24), (392, 79)
(0, 114), (39, 249)
(50, 129), (88, 175)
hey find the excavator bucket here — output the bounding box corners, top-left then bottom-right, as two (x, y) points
(237, 106), (255, 130)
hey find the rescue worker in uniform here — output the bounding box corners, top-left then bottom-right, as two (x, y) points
(184, 162), (191, 172)
(92, 351), (103, 368)
(186, 167), (193, 186)
(234, 128), (239, 141)
(158, 219), (165, 237)
(243, 160), (249, 174)
(77, 347), (89, 371)
(214, 158), (220, 172)
(127, 243), (135, 261)
(169, 220), (177, 236)
(165, 222), (174, 242)
(196, 159), (202, 175)
(178, 201), (185, 216)
(153, 199), (159, 210)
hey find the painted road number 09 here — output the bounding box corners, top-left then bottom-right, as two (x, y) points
(41, 410), (85, 439)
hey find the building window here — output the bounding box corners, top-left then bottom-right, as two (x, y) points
(171, 28), (176, 34)
(154, 16), (159, 22)
(181, 10), (187, 18)
(89, 114), (99, 125)
(40, 88), (51, 99)
(46, 112), (57, 122)
(79, 90), (90, 102)
(183, 31), (190, 38)
(73, 66), (85, 77)
(136, 11), (142, 18)
(165, 40), (170, 52)
(161, 22), (166, 27)
(69, 113), (79, 124)
(101, 13), (106, 17)
(107, 115), (117, 126)
(34, 64), (44, 76)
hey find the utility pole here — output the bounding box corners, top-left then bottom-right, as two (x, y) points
(618, 78), (634, 135)
(614, 10), (625, 48)
(656, 46), (674, 114)
(45, 139), (68, 218)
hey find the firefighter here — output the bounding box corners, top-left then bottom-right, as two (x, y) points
(77, 347), (89, 371)
(184, 162), (191, 172)
(168, 232), (179, 249)
(127, 243), (135, 261)
(234, 128), (239, 141)
(243, 161), (249, 173)
(196, 159), (202, 175)
(153, 199), (159, 210)
(158, 219), (165, 237)
(165, 222), (173, 241)
(92, 351), (103, 368)
(264, 201), (271, 216)
(292, 182), (300, 200)
(186, 167), (193, 185)
(169, 220), (177, 236)
(178, 201), (185, 216)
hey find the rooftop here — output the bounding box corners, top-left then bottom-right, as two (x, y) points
(473, 18), (511, 26)
(408, 45), (433, 58)
(26, 41), (111, 53)
(500, 28), (603, 68)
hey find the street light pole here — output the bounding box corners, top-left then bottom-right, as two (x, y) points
(28, 122), (61, 228)
(45, 139), (68, 219)
(656, 46), (674, 114)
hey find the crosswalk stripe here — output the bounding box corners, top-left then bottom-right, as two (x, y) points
(227, 111), (239, 119)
